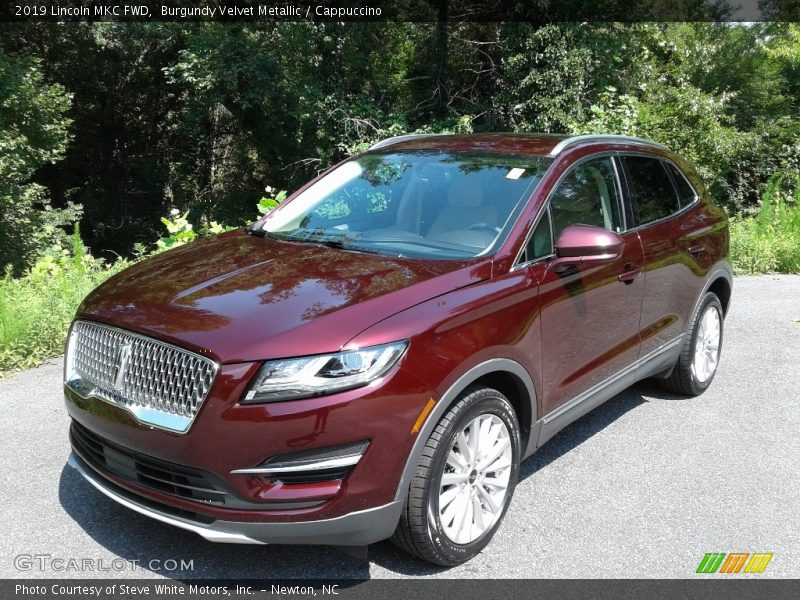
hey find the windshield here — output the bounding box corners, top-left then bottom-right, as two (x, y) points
(260, 151), (553, 259)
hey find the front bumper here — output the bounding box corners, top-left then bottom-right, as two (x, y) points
(68, 451), (404, 546)
(63, 355), (434, 545)
(64, 359), (431, 520)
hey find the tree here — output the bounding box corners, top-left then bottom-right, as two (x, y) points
(0, 49), (78, 273)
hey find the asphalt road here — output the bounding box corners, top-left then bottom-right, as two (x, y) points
(1, 275), (798, 580)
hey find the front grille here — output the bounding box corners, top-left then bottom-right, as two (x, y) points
(66, 320), (217, 432)
(70, 421), (228, 506)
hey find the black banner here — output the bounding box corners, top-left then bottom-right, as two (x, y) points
(1, 0), (797, 23)
(4, 579), (800, 600)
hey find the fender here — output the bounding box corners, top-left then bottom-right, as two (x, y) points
(393, 357), (538, 503)
(691, 262), (734, 319)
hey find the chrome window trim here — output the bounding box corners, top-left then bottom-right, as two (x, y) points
(548, 134), (669, 157)
(617, 152), (701, 232)
(65, 320), (219, 434)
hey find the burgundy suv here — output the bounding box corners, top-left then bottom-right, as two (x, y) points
(64, 134), (731, 565)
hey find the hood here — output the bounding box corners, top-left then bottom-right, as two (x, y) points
(77, 230), (491, 363)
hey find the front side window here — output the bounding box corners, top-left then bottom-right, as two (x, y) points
(549, 156), (623, 240)
(623, 156), (680, 225)
(523, 209), (553, 263)
(262, 151), (552, 259)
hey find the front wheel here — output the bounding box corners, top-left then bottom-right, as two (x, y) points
(660, 291), (724, 396)
(391, 386), (521, 566)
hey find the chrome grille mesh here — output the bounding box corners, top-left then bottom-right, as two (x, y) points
(66, 321), (217, 432)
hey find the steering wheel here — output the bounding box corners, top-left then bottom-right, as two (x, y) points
(468, 223), (502, 234)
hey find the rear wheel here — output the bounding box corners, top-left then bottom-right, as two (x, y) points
(660, 292), (724, 396)
(391, 386), (521, 565)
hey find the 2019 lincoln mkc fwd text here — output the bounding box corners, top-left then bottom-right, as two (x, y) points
(64, 133), (732, 565)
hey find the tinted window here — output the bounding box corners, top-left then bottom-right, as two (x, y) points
(549, 157), (623, 240)
(263, 151), (552, 259)
(624, 156), (680, 225)
(665, 162), (697, 208)
(524, 209), (553, 262)
(311, 175), (393, 220)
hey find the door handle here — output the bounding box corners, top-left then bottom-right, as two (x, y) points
(687, 243), (706, 255)
(618, 265), (640, 284)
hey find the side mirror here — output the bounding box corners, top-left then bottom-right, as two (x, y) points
(548, 224), (624, 273)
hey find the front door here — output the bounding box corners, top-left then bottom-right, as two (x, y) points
(528, 155), (645, 418)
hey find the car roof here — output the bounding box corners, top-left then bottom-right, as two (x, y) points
(368, 133), (669, 158)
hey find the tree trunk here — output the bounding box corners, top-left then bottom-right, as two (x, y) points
(434, 0), (449, 117)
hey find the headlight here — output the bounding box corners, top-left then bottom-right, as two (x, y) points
(242, 341), (408, 403)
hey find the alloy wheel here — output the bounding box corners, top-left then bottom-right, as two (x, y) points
(692, 304), (721, 383)
(437, 413), (512, 545)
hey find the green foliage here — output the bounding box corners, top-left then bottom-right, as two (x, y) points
(155, 207), (241, 251)
(730, 173), (800, 274)
(0, 228), (130, 374)
(581, 94), (733, 183)
(156, 210), (198, 250)
(494, 25), (594, 132)
(155, 187), (284, 251)
(3, 21), (800, 264)
(1, 196), (286, 375)
(257, 188), (288, 215)
(0, 48), (78, 274)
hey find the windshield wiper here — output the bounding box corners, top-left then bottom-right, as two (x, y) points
(356, 234), (478, 254)
(304, 238), (388, 255)
(253, 228), (400, 256)
(248, 226), (287, 242)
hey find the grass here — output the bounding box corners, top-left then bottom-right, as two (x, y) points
(0, 229), (129, 375)
(730, 173), (800, 275)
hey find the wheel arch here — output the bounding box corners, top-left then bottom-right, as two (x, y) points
(655, 263), (732, 383)
(707, 274), (732, 316)
(691, 263), (733, 322)
(393, 358), (538, 503)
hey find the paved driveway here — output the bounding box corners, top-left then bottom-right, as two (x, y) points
(1, 275), (798, 579)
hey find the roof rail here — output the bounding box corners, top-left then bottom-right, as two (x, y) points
(368, 133), (440, 151)
(548, 134), (669, 157)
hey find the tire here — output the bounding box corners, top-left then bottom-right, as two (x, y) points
(391, 385), (521, 566)
(660, 291), (724, 396)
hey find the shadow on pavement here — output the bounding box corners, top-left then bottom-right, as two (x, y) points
(58, 466), (371, 580)
(59, 380), (688, 578)
(519, 379), (690, 481)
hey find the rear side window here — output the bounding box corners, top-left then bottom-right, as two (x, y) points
(623, 156), (680, 225)
(665, 162), (697, 208)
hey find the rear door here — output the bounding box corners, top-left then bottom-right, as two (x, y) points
(620, 154), (709, 359)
